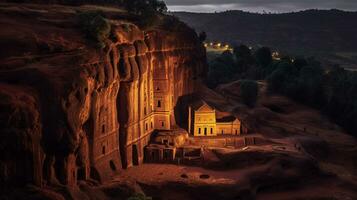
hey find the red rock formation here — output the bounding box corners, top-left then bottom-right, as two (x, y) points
(0, 3), (206, 188)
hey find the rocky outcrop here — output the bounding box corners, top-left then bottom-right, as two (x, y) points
(0, 3), (206, 189)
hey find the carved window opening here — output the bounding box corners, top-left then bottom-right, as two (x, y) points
(110, 160), (117, 171)
(163, 139), (169, 145)
(211, 128), (213, 134)
(222, 130), (224, 134)
(157, 100), (161, 108)
(102, 124), (105, 134)
(235, 130), (238, 135)
(198, 128), (201, 134)
(151, 122), (153, 129)
(204, 128), (207, 136)
(145, 123), (148, 131)
(161, 121), (164, 127)
(144, 107), (147, 115)
(102, 146), (106, 155)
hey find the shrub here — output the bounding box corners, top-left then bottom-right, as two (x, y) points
(78, 11), (111, 48)
(240, 80), (258, 107)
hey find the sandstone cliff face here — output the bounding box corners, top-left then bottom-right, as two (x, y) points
(0, 3), (206, 188)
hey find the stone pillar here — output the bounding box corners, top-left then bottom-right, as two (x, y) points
(188, 106), (192, 134)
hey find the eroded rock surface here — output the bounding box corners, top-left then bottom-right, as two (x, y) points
(0, 3), (206, 192)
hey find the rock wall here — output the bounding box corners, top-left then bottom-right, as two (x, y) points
(0, 4), (206, 188)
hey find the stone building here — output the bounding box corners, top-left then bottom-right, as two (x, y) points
(188, 101), (241, 136)
(144, 129), (203, 165)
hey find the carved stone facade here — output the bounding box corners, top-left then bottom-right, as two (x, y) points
(0, 5), (206, 188)
(189, 101), (241, 137)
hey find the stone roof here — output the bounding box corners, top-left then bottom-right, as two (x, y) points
(216, 115), (238, 123)
(191, 100), (214, 112)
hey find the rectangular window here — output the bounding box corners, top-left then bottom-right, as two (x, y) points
(145, 123), (148, 131)
(102, 124), (105, 134)
(161, 121), (164, 127)
(102, 146), (106, 155)
(157, 100), (161, 108)
(221, 130), (224, 134)
(211, 128), (213, 134)
(204, 128), (207, 135)
(198, 128), (201, 134)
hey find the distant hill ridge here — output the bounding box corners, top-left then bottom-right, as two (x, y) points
(174, 9), (357, 55)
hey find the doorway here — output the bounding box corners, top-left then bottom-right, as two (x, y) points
(132, 144), (139, 166)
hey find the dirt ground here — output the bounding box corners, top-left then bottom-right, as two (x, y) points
(106, 81), (357, 200)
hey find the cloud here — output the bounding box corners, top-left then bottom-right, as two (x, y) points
(164, 0), (357, 13)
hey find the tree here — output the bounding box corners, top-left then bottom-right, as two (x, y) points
(198, 31), (207, 42)
(233, 45), (251, 60)
(240, 80), (258, 107)
(233, 45), (254, 72)
(255, 47), (272, 68)
(78, 11), (111, 48)
(124, 0), (167, 14)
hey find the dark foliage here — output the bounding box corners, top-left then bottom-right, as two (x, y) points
(267, 58), (325, 106)
(206, 50), (237, 88)
(240, 80), (258, 107)
(254, 47), (272, 68)
(198, 31), (207, 42)
(206, 43), (357, 135)
(206, 46), (272, 88)
(78, 11), (111, 48)
(174, 10), (357, 54)
(123, 0), (167, 14)
(233, 45), (255, 73)
(267, 58), (357, 136)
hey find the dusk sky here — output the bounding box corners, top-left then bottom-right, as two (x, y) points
(164, 0), (357, 13)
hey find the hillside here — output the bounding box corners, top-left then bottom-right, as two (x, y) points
(174, 10), (357, 60)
